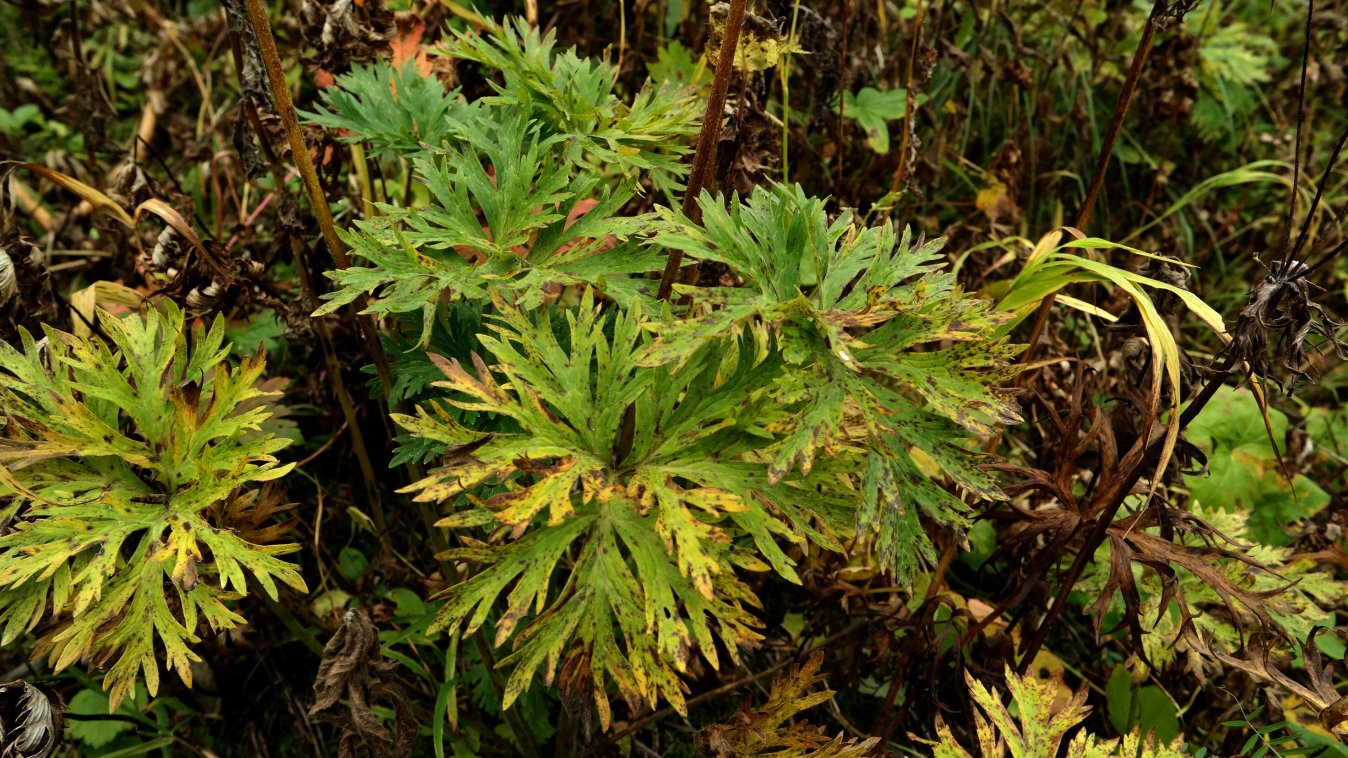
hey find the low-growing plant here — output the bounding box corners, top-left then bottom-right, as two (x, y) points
(920, 666), (1189, 757)
(0, 303), (304, 708)
(304, 13), (1026, 726)
(5, 1), (1348, 753)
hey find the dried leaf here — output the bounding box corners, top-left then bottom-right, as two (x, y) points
(310, 609), (416, 758)
(0, 680), (63, 758)
(16, 164), (132, 229)
(695, 653), (878, 757)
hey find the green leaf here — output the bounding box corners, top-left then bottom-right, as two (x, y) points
(1106, 665), (1134, 736)
(302, 59), (466, 156)
(648, 40), (708, 88)
(399, 294), (847, 724)
(646, 184), (1022, 580)
(0, 304), (304, 709)
(66, 690), (131, 748)
(1134, 687), (1181, 747)
(842, 87), (908, 153)
(316, 107), (660, 336)
(1186, 387), (1330, 545)
(338, 547), (370, 581)
(445, 18), (699, 198)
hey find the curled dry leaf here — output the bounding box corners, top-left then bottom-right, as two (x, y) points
(310, 609), (416, 758)
(1211, 628), (1348, 737)
(1223, 258), (1347, 391)
(14, 163), (133, 229)
(0, 228), (54, 343)
(300, 0), (394, 75)
(0, 680), (63, 758)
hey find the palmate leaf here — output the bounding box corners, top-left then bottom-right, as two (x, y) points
(301, 59), (466, 156)
(0, 303), (305, 709)
(444, 17), (700, 198)
(919, 667), (1186, 758)
(642, 184), (1023, 579)
(395, 294), (851, 726)
(315, 107), (663, 346)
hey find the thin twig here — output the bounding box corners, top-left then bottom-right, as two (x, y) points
(780, 0), (804, 182)
(835, 0), (851, 196)
(886, 0), (927, 202)
(1021, 0), (1165, 363)
(1013, 353), (1240, 672)
(1281, 0), (1315, 268)
(224, 17), (390, 546)
(622, 0), (752, 467)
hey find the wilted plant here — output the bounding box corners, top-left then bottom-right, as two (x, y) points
(695, 653), (878, 757)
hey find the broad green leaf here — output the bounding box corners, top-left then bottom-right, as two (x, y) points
(67, 690), (131, 748)
(842, 87), (908, 153)
(1186, 387), (1330, 545)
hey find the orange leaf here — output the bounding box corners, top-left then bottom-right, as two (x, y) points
(389, 21), (432, 78)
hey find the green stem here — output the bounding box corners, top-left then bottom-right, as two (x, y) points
(780, 0), (803, 182)
(351, 142), (379, 219)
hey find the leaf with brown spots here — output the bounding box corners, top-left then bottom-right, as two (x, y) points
(399, 294), (848, 726)
(647, 184), (1023, 580)
(695, 652), (878, 757)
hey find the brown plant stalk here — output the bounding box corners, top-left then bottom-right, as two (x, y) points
(242, 0), (395, 396)
(620, 0), (751, 468)
(1020, 0), (1166, 364)
(656, 0), (750, 301)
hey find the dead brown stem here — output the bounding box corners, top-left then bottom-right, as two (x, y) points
(655, 0), (750, 301)
(1021, 0), (1165, 363)
(887, 0), (927, 202)
(242, 0), (395, 396)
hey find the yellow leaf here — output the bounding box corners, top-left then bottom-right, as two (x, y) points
(705, 3), (802, 73)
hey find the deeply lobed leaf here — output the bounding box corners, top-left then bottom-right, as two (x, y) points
(0, 304), (305, 708)
(397, 295), (850, 725)
(644, 184), (1023, 579)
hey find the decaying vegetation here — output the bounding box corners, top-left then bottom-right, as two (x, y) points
(1, 0), (1347, 755)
